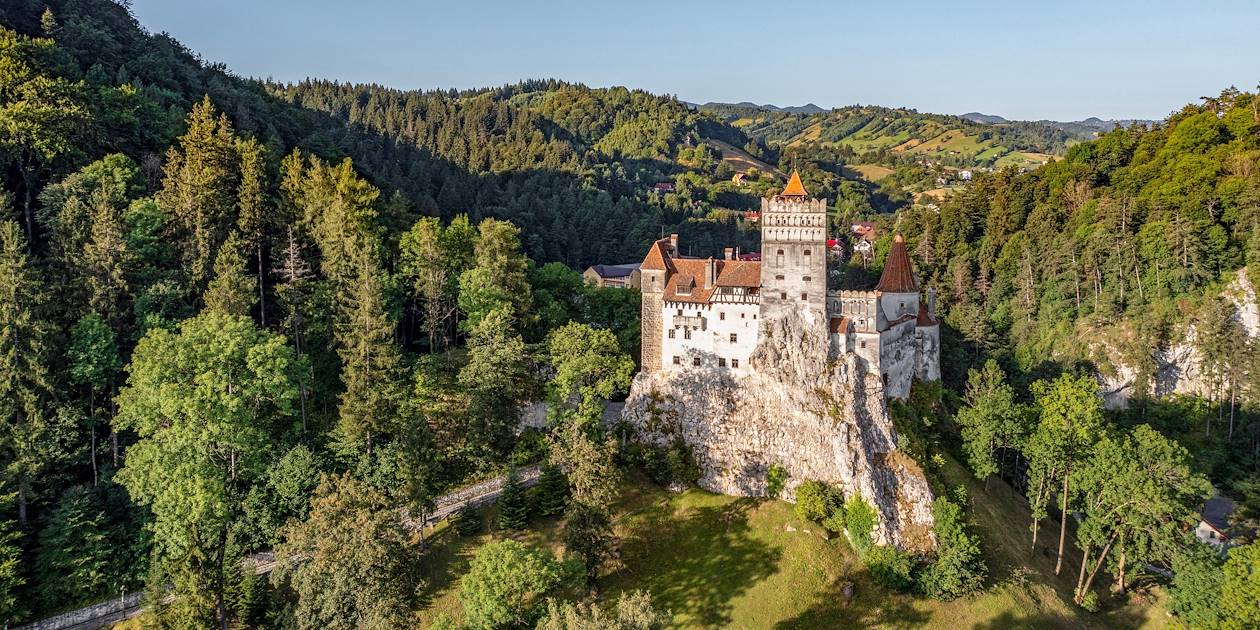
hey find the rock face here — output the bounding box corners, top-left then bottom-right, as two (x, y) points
(1099, 268), (1259, 409)
(621, 310), (935, 552)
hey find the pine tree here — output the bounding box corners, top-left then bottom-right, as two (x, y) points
(455, 505), (482, 536)
(496, 468), (530, 531)
(336, 250), (403, 456)
(236, 137), (269, 326)
(0, 493), (23, 624)
(81, 178), (131, 333)
(535, 465), (569, 517)
(0, 218), (59, 527)
(202, 232), (257, 318)
(156, 96), (241, 293)
(36, 487), (112, 609)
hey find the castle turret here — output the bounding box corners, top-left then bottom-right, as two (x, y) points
(875, 234), (919, 323)
(638, 237), (673, 372)
(759, 171), (828, 329)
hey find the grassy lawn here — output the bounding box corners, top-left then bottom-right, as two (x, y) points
(414, 461), (1172, 629)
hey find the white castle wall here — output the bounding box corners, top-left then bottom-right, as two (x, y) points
(661, 300), (760, 374)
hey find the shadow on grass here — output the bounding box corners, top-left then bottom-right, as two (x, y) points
(613, 497), (782, 628)
(772, 580), (930, 629)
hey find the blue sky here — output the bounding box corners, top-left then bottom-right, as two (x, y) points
(129, 0), (1259, 121)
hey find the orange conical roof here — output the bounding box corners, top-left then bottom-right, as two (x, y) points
(781, 170), (808, 197)
(876, 233), (918, 293)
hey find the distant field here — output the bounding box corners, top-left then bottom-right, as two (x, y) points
(916, 187), (956, 202)
(847, 164), (896, 181)
(702, 138), (785, 178)
(414, 458), (1169, 629)
(996, 151), (1056, 168)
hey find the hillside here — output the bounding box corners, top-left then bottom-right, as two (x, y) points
(1, 0), (765, 269)
(702, 103), (1093, 168)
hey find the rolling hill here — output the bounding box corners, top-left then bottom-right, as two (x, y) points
(701, 103), (1101, 168)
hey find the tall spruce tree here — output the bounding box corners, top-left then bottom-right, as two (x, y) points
(336, 250), (403, 457)
(203, 232), (257, 318)
(156, 96), (241, 293)
(0, 217), (60, 527)
(235, 137), (269, 326)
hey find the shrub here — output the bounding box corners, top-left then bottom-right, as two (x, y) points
(794, 480), (842, 526)
(629, 439), (700, 488)
(916, 498), (986, 600)
(1079, 590), (1099, 613)
(844, 495), (878, 553)
(767, 464), (789, 498)
(510, 429), (549, 466)
(455, 505), (482, 536)
(864, 545), (914, 590)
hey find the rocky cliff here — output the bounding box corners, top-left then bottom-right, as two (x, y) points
(620, 311), (936, 552)
(1099, 268), (1260, 408)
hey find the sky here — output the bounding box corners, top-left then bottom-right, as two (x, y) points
(129, 0), (1260, 122)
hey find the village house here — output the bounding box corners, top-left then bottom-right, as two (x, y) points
(583, 263), (642, 289)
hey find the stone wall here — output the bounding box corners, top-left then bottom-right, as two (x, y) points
(620, 310), (936, 552)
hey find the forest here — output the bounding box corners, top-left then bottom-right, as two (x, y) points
(2, 0), (1259, 628)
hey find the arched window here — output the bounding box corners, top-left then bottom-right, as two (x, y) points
(804, 249), (812, 256)
(776, 249), (785, 255)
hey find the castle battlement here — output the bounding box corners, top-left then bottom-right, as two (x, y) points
(638, 171), (940, 399)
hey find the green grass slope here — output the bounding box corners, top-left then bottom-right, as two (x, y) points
(415, 459), (1169, 629)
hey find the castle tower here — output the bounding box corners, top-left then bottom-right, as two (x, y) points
(759, 170), (828, 327)
(638, 234), (677, 372)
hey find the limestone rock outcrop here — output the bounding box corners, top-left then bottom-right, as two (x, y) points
(1098, 268), (1260, 408)
(621, 311), (935, 552)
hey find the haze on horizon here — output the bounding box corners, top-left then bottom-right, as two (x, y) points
(129, 0), (1259, 122)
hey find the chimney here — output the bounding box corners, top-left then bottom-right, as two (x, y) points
(724, 247), (733, 260)
(668, 233), (679, 255)
(705, 257), (717, 288)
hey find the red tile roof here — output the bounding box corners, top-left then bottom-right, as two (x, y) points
(715, 260), (761, 288)
(876, 234), (918, 293)
(640, 238), (673, 271)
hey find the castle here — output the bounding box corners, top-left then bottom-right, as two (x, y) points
(638, 171), (940, 399)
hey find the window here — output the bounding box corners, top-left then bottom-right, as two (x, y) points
(672, 356), (681, 365)
(684, 329), (692, 340)
(780, 292), (787, 300)
(777, 249), (785, 255)
(718, 358), (726, 367)
(801, 292), (808, 301)
(730, 333), (738, 343)
(719, 312), (726, 321)
(804, 249), (811, 256)
(677, 309), (683, 316)
(803, 276), (811, 282)
(860, 341), (866, 349)
(775, 274), (784, 280)
(732, 359), (740, 368)
(692, 357), (701, 367)
(668, 329), (675, 339)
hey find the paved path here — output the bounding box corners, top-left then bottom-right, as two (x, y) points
(16, 466), (542, 630)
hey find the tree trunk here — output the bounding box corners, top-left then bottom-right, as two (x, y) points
(257, 246), (266, 327)
(1056, 469), (1070, 575)
(215, 528), (229, 630)
(17, 481), (28, 529)
(1075, 544), (1091, 599)
(89, 389), (98, 485)
(1118, 549), (1127, 593)
(1229, 382), (1236, 439)
(1076, 531), (1119, 604)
